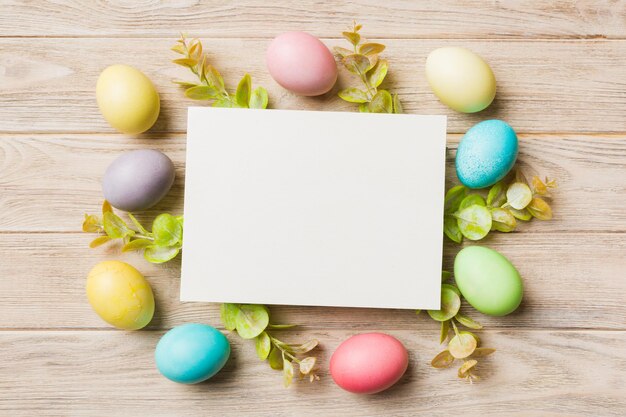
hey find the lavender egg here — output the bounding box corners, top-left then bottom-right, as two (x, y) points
(102, 149), (175, 212)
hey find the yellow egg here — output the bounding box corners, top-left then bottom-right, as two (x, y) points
(425, 47), (496, 113)
(96, 64), (160, 134)
(86, 261), (155, 330)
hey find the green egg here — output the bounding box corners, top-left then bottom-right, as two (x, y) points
(454, 246), (523, 316)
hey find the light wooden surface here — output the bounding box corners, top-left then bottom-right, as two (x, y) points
(1, 1), (625, 416)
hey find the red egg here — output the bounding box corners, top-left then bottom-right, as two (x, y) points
(330, 333), (408, 394)
(266, 31), (338, 96)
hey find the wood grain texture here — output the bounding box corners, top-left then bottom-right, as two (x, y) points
(0, 330), (624, 417)
(1, 1), (625, 415)
(1, 231), (625, 330)
(1, 133), (625, 232)
(1, 0), (625, 39)
(1, 38), (625, 134)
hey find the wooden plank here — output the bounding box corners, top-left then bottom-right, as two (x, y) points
(1, 133), (624, 232)
(1, 38), (625, 133)
(0, 330), (623, 416)
(1, 231), (624, 330)
(1, 1), (625, 39)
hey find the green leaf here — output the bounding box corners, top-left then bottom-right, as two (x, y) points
(235, 304), (269, 339)
(171, 44), (186, 55)
(369, 90), (393, 113)
(443, 214), (462, 243)
(454, 205), (492, 241)
(102, 200), (113, 214)
(506, 182), (533, 210)
(248, 87), (269, 109)
(358, 103), (370, 113)
(205, 65), (225, 92)
(333, 46), (353, 57)
(359, 43), (385, 56)
(89, 235), (111, 248)
(82, 214), (102, 233)
(487, 181), (506, 207)
(508, 207), (533, 221)
(442, 283), (461, 297)
(367, 59), (388, 88)
(448, 332), (478, 359)
(185, 85), (219, 100)
(213, 98), (233, 108)
(490, 207), (517, 232)
(455, 314), (483, 330)
(458, 359), (478, 379)
(428, 285), (461, 322)
(255, 331), (271, 360)
(122, 238), (153, 252)
(441, 270), (452, 282)
(471, 347), (496, 358)
(431, 350), (455, 368)
(392, 93), (403, 114)
(172, 58), (198, 67)
(152, 213), (183, 246)
(342, 54), (370, 75)
(440, 320), (450, 344)
(102, 212), (133, 239)
(527, 197), (553, 220)
(235, 73), (252, 108)
(338, 88), (369, 103)
(282, 356), (294, 387)
(188, 39), (202, 59)
(172, 79), (198, 89)
(268, 347), (283, 370)
(127, 213), (149, 235)
(143, 245), (180, 263)
(267, 324), (297, 330)
(459, 194), (486, 210)
(290, 339), (318, 354)
(220, 303), (239, 331)
(299, 357), (316, 375)
(342, 31), (360, 45)
(444, 185), (467, 213)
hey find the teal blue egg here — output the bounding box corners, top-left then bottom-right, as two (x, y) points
(455, 120), (518, 189)
(155, 323), (230, 384)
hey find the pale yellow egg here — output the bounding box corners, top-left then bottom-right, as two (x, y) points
(86, 260), (155, 330)
(425, 47), (496, 113)
(96, 64), (160, 134)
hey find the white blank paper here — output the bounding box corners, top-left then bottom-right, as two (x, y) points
(181, 107), (447, 309)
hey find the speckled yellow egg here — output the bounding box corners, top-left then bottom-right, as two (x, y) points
(425, 47), (496, 113)
(86, 261), (155, 330)
(96, 64), (160, 134)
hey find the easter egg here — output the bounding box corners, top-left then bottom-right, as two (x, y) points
(455, 119), (518, 189)
(425, 47), (496, 113)
(267, 31), (337, 96)
(155, 323), (230, 384)
(86, 261), (154, 330)
(96, 64), (160, 134)
(330, 333), (408, 394)
(454, 246), (523, 316)
(102, 149), (175, 212)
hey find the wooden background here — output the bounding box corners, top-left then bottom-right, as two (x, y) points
(1, 1), (625, 416)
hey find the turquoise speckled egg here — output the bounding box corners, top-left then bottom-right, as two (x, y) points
(155, 323), (230, 384)
(455, 120), (518, 189)
(454, 246), (523, 316)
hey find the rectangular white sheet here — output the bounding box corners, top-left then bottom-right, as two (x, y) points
(181, 107), (447, 309)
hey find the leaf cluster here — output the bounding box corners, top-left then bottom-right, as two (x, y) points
(82, 201), (183, 263)
(220, 304), (319, 387)
(172, 34), (269, 109)
(334, 22), (402, 114)
(419, 272), (495, 382)
(444, 171), (556, 243)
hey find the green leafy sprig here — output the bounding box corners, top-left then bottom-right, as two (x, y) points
(220, 304), (319, 387)
(444, 171), (556, 243)
(172, 34), (269, 109)
(82, 201), (183, 263)
(419, 272), (495, 382)
(334, 22), (402, 113)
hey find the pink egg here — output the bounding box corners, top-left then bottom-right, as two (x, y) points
(266, 31), (338, 96)
(330, 333), (408, 394)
